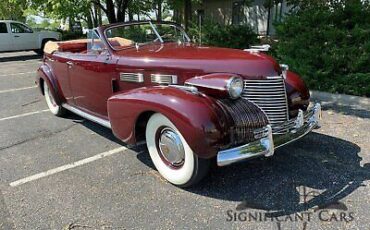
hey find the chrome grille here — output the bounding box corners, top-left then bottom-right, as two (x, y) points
(242, 76), (289, 127)
(217, 99), (269, 146)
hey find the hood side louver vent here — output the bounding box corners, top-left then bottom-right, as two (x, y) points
(151, 74), (178, 85)
(120, 73), (144, 83)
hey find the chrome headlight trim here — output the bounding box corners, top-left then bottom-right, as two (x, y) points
(226, 76), (244, 99)
(280, 64), (289, 79)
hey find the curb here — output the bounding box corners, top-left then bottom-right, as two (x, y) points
(310, 90), (370, 109)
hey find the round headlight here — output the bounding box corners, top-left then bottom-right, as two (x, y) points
(227, 77), (244, 99)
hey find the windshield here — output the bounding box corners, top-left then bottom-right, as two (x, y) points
(105, 22), (190, 50)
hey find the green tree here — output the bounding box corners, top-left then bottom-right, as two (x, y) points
(28, 0), (103, 29)
(40, 19), (50, 29)
(26, 17), (37, 28)
(275, 0), (370, 96)
(167, 0), (200, 30)
(0, 0), (28, 21)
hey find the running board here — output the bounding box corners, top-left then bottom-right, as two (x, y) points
(62, 104), (111, 129)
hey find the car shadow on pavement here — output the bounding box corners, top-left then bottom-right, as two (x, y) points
(188, 132), (369, 217)
(0, 54), (42, 62)
(137, 132), (370, 217)
(65, 113), (369, 218)
(67, 114), (146, 152)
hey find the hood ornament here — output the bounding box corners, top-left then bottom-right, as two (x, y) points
(244, 44), (271, 53)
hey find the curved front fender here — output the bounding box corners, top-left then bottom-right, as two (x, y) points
(107, 86), (230, 159)
(36, 63), (64, 105)
(285, 71), (310, 115)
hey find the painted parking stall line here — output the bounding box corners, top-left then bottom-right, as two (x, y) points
(0, 71), (36, 77)
(0, 109), (49, 122)
(0, 86), (37, 94)
(10, 146), (128, 187)
(0, 60), (42, 65)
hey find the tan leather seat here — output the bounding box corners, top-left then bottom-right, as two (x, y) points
(44, 37), (135, 54)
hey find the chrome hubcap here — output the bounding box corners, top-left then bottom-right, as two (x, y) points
(158, 128), (185, 167)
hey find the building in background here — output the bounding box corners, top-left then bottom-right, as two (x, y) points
(197, 0), (290, 35)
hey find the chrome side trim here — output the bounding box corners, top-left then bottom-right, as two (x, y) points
(217, 103), (322, 167)
(185, 82), (226, 91)
(62, 104), (111, 129)
(120, 73), (144, 83)
(169, 85), (199, 94)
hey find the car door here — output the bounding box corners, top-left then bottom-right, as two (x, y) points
(68, 32), (118, 118)
(0, 22), (12, 52)
(50, 53), (75, 105)
(10, 22), (37, 50)
(69, 53), (118, 118)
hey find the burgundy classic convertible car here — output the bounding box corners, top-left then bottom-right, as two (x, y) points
(37, 21), (321, 187)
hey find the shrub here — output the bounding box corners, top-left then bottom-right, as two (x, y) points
(188, 21), (258, 50)
(61, 30), (85, 41)
(274, 1), (370, 97)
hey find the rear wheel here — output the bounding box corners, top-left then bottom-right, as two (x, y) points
(145, 113), (210, 187)
(34, 49), (43, 55)
(44, 81), (66, 117)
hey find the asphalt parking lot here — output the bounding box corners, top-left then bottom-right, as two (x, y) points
(0, 52), (369, 230)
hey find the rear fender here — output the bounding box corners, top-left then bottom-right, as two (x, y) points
(36, 62), (64, 105)
(107, 86), (229, 159)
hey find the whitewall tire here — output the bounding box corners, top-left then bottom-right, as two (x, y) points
(44, 81), (66, 117)
(146, 113), (210, 187)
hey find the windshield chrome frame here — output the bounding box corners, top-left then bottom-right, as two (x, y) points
(149, 21), (164, 43)
(103, 21), (190, 51)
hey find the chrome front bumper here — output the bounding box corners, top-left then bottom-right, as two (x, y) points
(217, 103), (322, 166)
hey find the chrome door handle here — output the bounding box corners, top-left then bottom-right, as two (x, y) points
(14, 35), (20, 38)
(66, 61), (74, 68)
(46, 57), (55, 62)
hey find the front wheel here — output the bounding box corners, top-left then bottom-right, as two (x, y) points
(146, 113), (210, 187)
(44, 81), (66, 117)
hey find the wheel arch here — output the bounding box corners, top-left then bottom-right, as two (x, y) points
(37, 63), (64, 105)
(134, 111), (156, 144)
(107, 87), (229, 159)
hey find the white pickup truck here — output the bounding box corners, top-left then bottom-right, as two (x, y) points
(0, 20), (61, 54)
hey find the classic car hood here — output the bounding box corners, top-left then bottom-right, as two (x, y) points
(115, 43), (281, 78)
